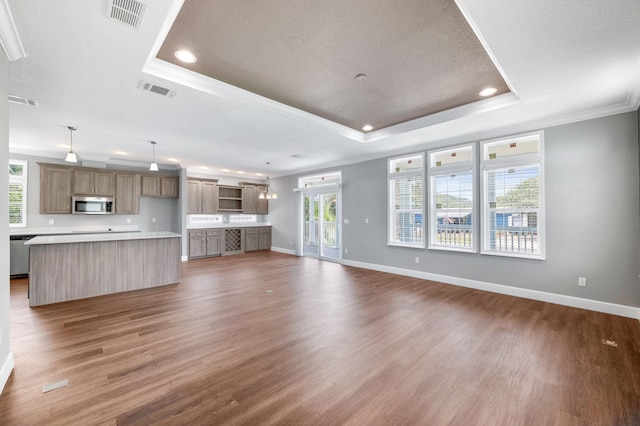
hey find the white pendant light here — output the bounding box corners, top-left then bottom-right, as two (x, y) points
(260, 162), (277, 200)
(149, 141), (159, 171)
(64, 126), (78, 163)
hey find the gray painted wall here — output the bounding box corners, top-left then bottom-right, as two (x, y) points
(1, 51), (11, 392)
(9, 153), (180, 233)
(271, 112), (640, 308)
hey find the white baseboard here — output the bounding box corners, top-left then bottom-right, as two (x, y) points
(0, 352), (14, 396)
(341, 259), (640, 320)
(270, 247), (297, 256)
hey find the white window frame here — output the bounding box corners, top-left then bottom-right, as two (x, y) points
(480, 131), (545, 260)
(9, 159), (28, 228)
(428, 144), (476, 253)
(388, 153), (425, 248)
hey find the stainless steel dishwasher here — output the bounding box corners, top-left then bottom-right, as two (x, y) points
(10, 235), (34, 277)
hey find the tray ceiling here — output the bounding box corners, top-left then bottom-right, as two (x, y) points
(156, 0), (510, 132)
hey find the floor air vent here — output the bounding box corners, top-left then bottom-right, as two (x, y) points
(139, 81), (177, 98)
(8, 95), (38, 106)
(108, 0), (146, 30)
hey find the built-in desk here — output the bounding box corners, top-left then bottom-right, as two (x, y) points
(26, 232), (181, 306)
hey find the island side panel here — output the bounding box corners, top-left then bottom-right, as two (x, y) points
(116, 237), (181, 292)
(29, 241), (119, 306)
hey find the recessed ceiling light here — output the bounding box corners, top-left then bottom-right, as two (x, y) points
(174, 50), (197, 63)
(114, 151), (128, 156)
(167, 157), (179, 162)
(256, 173), (264, 176)
(221, 168), (230, 172)
(199, 166), (208, 170)
(479, 87), (498, 97)
(362, 124), (373, 132)
(237, 171), (245, 174)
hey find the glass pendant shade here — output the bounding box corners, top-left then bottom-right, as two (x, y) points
(65, 126), (78, 163)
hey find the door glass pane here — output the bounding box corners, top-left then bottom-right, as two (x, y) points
(303, 194), (319, 256)
(320, 193), (340, 260)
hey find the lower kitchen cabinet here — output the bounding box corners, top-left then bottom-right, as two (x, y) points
(245, 228), (259, 252)
(246, 226), (271, 252)
(189, 229), (223, 258)
(189, 226), (270, 258)
(258, 226), (271, 250)
(188, 230), (206, 258)
(206, 229), (222, 256)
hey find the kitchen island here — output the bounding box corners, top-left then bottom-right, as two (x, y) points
(26, 231), (181, 307)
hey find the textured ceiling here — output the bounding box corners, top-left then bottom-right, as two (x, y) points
(156, 0), (509, 132)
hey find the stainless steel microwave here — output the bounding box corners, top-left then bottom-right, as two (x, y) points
(72, 196), (114, 215)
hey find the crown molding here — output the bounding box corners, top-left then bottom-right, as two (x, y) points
(0, 0), (26, 61)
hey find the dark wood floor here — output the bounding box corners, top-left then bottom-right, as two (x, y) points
(1, 251), (639, 425)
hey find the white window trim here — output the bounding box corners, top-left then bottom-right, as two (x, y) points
(480, 131), (545, 260)
(427, 144), (476, 253)
(388, 153), (425, 248)
(9, 159), (28, 228)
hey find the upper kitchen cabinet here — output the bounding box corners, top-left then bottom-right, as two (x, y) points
(187, 178), (218, 214)
(115, 173), (140, 214)
(141, 175), (179, 198)
(217, 186), (243, 212)
(240, 183), (268, 214)
(187, 179), (202, 214)
(73, 169), (115, 196)
(40, 164), (73, 214)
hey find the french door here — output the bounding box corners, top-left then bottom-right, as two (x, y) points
(302, 191), (341, 261)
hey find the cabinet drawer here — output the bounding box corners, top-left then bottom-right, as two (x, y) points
(245, 227), (259, 235)
(188, 230), (205, 238)
(206, 230), (221, 237)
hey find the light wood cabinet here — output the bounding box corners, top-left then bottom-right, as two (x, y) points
(40, 164), (73, 214)
(245, 227), (259, 252)
(73, 169), (115, 196)
(186, 180), (202, 214)
(242, 185), (258, 214)
(240, 182), (268, 214)
(245, 226), (271, 252)
(217, 186), (243, 212)
(115, 173), (140, 214)
(206, 229), (222, 256)
(188, 228), (223, 258)
(142, 175), (179, 198)
(161, 177), (179, 198)
(188, 230), (206, 258)
(39, 163), (178, 215)
(258, 226), (272, 250)
(202, 181), (217, 213)
(187, 178), (218, 214)
(256, 186), (269, 215)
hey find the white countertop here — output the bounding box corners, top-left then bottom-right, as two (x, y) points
(10, 225), (140, 236)
(26, 231), (181, 246)
(187, 222), (271, 229)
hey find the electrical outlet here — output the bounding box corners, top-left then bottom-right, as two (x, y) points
(578, 277), (587, 287)
(289, 240), (293, 245)
(126, 218), (131, 224)
(152, 217), (156, 223)
(48, 219), (54, 225)
(345, 248), (349, 254)
(365, 218), (369, 224)
(415, 256), (420, 264)
(343, 219), (349, 224)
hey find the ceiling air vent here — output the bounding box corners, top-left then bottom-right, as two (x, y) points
(139, 81), (177, 98)
(107, 0), (146, 30)
(8, 95), (38, 106)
